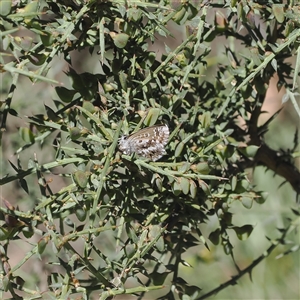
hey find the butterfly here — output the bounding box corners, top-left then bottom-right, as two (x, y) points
(118, 124), (169, 161)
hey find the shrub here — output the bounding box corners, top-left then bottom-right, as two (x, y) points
(0, 1), (299, 299)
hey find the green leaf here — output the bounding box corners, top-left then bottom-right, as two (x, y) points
(55, 87), (76, 103)
(238, 145), (259, 158)
(272, 4), (285, 23)
(75, 208), (87, 222)
(119, 71), (127, 91)
(172, 180), (181, 196)
(232, 225), (254, 240)
(175, 141), (184, 158)
(209, 228), (220, 245)
(38, 236), (48, 255)
(173, 6), (186, 25)
(193, 162), (210, 174)
(40, 30), (54, 46)
(19, 127), (35, 143)
(73, 171), (89, 188)
(144, 108), (161, 126)
(200, 111), (211, 128)
(82, 101), (96, 113)
(24, 0), (39, 23)
(112, 33), (129, 48)
(69, 127), (82, 141)
(255, 192), (268, 204)
(180, 177), (190, 195)
(241, 196), (253, 209)
(0, 0), (12, 16)
(28, 53), (48, 66)
(189, 180), (197, 198)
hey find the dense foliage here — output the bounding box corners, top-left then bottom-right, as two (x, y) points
(0, 1), (299, 299)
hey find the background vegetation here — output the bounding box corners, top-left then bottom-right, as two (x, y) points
(0, 1), (299, 299)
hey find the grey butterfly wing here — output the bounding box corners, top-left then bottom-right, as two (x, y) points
(134, 125), (169, 160)
(119, 124), (169, 161)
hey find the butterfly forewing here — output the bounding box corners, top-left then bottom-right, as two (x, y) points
(119, 124), (169, 161)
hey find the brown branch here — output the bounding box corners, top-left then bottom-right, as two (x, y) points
(246, 96), (300, 196)
(196, 219), (296, 300)
(254, 143), (300, 195)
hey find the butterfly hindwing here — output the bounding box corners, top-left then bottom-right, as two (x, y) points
(118, 124), (169, 161)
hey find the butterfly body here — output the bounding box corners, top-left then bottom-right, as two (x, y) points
(119, 124), (169, 161)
